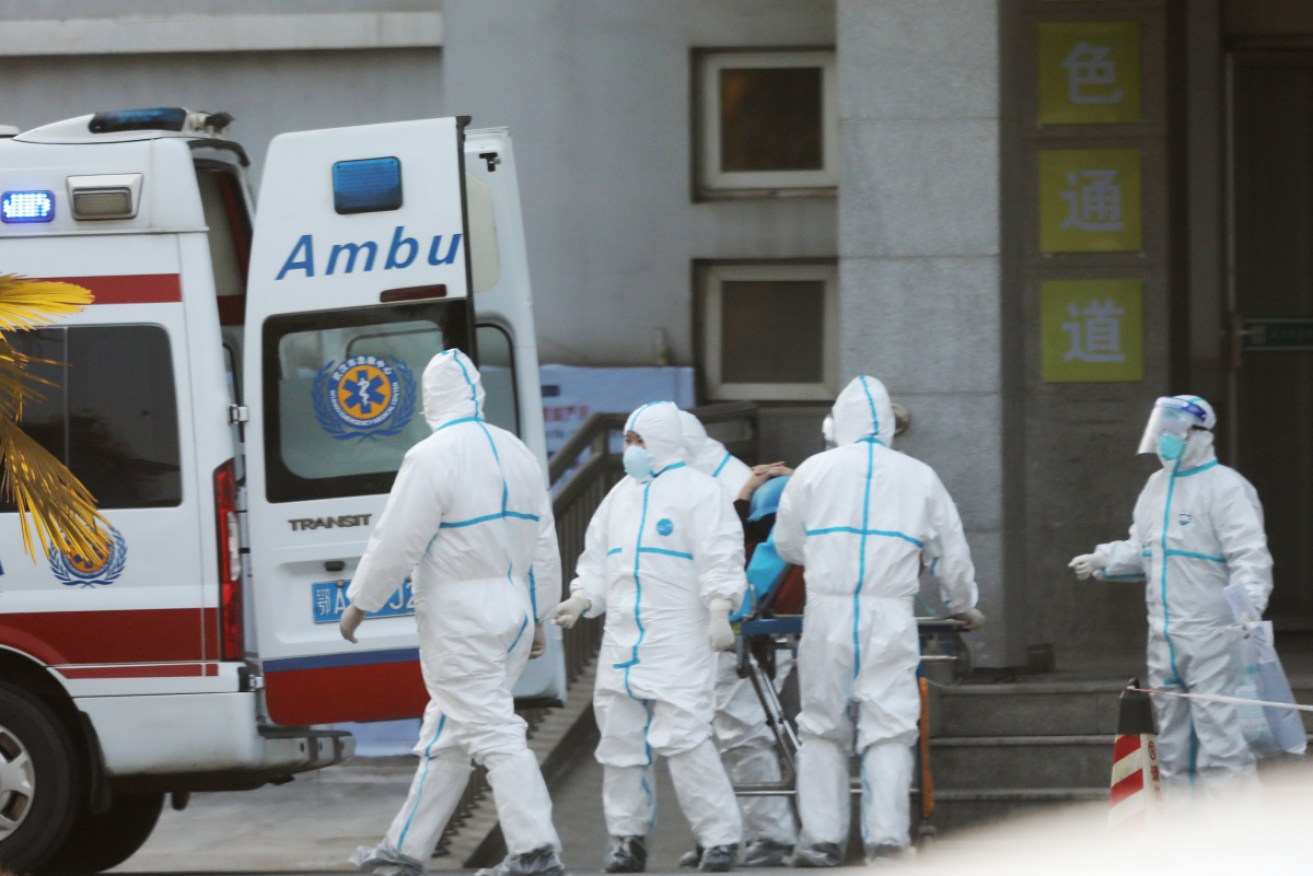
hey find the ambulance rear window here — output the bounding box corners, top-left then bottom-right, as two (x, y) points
(1, 325), (181, 509)
(262, 299), (471, 503)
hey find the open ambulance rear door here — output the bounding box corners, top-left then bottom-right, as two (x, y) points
(243, 117), (564, 726)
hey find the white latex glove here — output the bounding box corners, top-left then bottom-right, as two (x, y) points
(529, 624), (547, 659)
(339, 605), (366, 644)
(950, 607), (986, 631)
(1067, 551), (1108, 581)
(707, 597), (736, 652)
(553, 592), (592, 629)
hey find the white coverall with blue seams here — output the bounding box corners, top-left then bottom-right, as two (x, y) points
(678, 410), (799, 852)
(1092, 425), (1273, 799)
(571, 402), (747, 848)
(347, 349), (563, 874)
(773, 376), (978, 854)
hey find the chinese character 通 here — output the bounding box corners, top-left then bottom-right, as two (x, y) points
(1061, 41), (1124, 105)
(1063, 300), (1126, 364)
(1061, 170), (1124, 233)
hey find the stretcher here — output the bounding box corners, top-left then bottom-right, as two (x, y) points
(731, 604), (971, 844)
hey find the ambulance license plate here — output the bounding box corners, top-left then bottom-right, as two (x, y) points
(312, 579), (414, 624)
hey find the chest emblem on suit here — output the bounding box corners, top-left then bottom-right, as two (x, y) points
(1177, 513), (1192, 526)
(656, 518), (674, 536)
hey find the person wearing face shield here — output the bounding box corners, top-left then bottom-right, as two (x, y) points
(340, 349), (565, 876)
(677, 410), (799, 869)
(772, 376), (982, 867)
(553, 402), (746, 872)
(1068, 395), (1273, 802)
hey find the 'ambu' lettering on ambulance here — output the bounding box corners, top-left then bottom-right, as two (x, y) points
(275, 226), (462, 280)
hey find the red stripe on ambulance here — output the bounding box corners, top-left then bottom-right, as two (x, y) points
(38, 273), (182, 304)
(0, 607), (214, 666)
(264, 662), (427, 726)
(56, 662), (220, 679)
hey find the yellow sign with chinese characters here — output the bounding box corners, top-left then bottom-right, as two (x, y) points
(1039, 149), (1141, 253)
(1041, 279), (1142, 383)
(1039, 21), (1141, 125)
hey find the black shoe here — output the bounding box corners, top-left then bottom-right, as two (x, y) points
(679, 846), (703, 868)
(604, 835), (647, 874)
(475, 845), (565, 876)
(697, 843), (738, 872)
(863, 842), (916, 867)
(741, 839), (792, 867)
(788, 842), (842, 868)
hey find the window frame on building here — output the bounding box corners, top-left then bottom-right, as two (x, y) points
(695, 48), (839, 198)
(696, 260), (839, 402)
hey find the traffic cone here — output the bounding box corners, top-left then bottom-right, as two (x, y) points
(1107, 678), (1163, 829)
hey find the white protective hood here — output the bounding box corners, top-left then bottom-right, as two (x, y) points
(830, 376), (896, 447)
(421, 348), (487, 429)
(624, 401), (685, 473)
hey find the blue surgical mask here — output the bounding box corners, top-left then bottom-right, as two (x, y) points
(623, 445), (655, 483)
(1157, 432), (1186, 463)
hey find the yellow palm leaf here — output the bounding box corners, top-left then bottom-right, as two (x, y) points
(0, 273), (101, 560)
(0, 274), (94, 331)
(0, 417), (110, 560)
(0, 341), (57, 423)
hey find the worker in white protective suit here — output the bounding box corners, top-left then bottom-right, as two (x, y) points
(677, 410), (798, 868)
(341, 349), (565, 876)
(554, 401), (746, 873)
(1069, 395), (1273, 803)
(773, 376), (983, 867)
(679, 410), (753, 495)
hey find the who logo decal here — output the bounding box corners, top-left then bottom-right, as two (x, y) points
(313, 355), (416, 441)
(49, 528), (128, 588)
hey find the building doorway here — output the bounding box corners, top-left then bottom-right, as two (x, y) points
(1228, 51), (1313, 627)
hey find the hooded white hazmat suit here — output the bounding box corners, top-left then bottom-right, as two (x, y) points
(1085, 395), (1273, 798)
(346, 349), (563, 874)
(679, 410), (798, 857)
(679, 410), (753, 498)
(570, 402), (746, 849)
(773, 376), (978, 856)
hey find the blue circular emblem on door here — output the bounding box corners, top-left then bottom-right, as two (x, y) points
(656, 518), (674, 536)
(49, 528), (127, 588)
(313, 355), (416, 441)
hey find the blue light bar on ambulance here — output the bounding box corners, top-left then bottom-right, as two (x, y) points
(88, 107), (188, 134)
(332, 157), (402, 215)
(1, 191), (55, 223)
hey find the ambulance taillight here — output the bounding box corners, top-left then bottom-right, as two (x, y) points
(214, 459), (243, 660)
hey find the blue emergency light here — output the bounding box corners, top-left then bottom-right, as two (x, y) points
(1, 190), (55, 223)
(332, 157), (402, 215)
(88, 107), (188, 134)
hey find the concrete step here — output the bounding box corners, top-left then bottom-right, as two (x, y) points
(928, 735), (1114, 790)
(931, 681), (1126, 738)
(913, 787), (1107, 835)
(933, 674), (1313, 739)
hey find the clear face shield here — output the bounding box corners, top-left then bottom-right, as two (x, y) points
(1135, 397), (1207, 457)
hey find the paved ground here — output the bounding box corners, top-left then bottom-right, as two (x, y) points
(113, 752), (704, 875)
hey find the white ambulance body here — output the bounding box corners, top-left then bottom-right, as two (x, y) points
(0, 109), (564, 874)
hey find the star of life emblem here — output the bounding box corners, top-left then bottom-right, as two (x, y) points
(313, 355), (416, 441)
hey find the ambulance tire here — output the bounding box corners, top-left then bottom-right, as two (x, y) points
(0, 682), (81, 875)
(38, 791), (165, 875)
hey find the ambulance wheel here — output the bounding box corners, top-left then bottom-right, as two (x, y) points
(0, 682), (81, 874)
(38, 790), (165, 874)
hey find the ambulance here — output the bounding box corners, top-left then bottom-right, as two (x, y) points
(0, 108), (565, 874)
